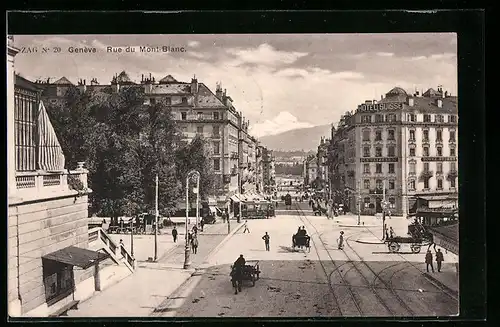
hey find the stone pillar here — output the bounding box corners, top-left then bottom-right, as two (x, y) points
(7, 36), (19, 197)
(94, 263), (101, 291)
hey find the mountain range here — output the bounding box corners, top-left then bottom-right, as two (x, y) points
(258, 124), (331, 152)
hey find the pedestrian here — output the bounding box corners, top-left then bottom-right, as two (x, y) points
(119, 239), (124, 247)
(200, 218), (205, 232)
(385, 231), (390, 240)
(436, 248), (444, 272)
(389, 226), (395, 238)
(337, 231), (344, 250)
(243, 220), (250, 233)
(192, 224), (198, 235)
(425, 250), (434, 273)
(262, 232), (270, 251)
(172, 226), (178, 243)
(191, 235), (198, 254)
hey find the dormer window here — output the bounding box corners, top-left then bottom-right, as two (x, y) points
(423, 114), (431, 122)
(448, 115), (457, 123)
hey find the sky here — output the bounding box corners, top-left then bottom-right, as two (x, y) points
(13, 34), (457, 138)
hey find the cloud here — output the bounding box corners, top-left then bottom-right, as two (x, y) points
(188, 40), (200, 48)
(376, 52), (394, 57)
(226, 43), (308, 66)
(249, 112), (314, 138)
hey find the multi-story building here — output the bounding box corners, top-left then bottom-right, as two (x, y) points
(316, 137), (330, 187)
(328, 86), (458, 217)
(260, 146), (276, 194)
(39, 73), (262, 207)
(304, 155), (318, 187)
(7, 37), (119, 317)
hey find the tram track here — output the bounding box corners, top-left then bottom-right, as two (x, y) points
(294, 204), (363, 317)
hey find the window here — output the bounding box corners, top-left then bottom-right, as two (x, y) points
(423, 114), (431, 122)
(364, 179), (370, 189)
(182, 97), (188, 104)
(437, 147), (443, 156)
(424, 178), (429, 189)
(410, 161), (416, 174)
(409, 148), (416, 156)
(43, 261), (74, 304)
(375, 147), (382, 157)
(362, 130), (370, 141)
(436, 130), (443, 141)
(375, 114), (384, 123)
(363, 164), (370, 174)
(424, 162), (430, 171)
(363, 147), (370, 157)
(213, 125), (220, 136)
(388, 146), (395, 157)
(364, 197), (371, 208)
(196, 126), (204, 134)
(389, 180), (395, 189)
(213, 141), (220, 154)
(409, 180), (416, 190)
(181, 112), (187, 120)
(213, 112), (219, 120)
(409, 130), (415, 141)
(14, 90), (37, 171)
(423, 146), (429, 157)
(389, 197), (396, 208)
(449, 115), (457, 123)
(450, 148), (456, 156)
(450, 162), (457, 172)
(376, 179), (383, 190)
(375, 130), (382, 141)
(436, 115), (444, 123)
(361, 115), (372, 123)
(197, 112), (204, 120)
(423, 130), (429, 142)
(388, 129), (395, 140)
(409, 113), (416, 122)
(449, 130), (456, 141)
(450, 178), (456, 188)
(386, 114), (396, 122)
(376, 163), (382, 174)
(388, 163), (395, 174)
(437, 162), (443, 173)
(165, 97), (171, 105)
(150, 97), (156, 104)
(437, 179), (443, 189)
(213, 158), (221, 171)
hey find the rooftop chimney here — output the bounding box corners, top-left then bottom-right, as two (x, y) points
(408, 98), (414, 106)
(437, 99), (443, 108)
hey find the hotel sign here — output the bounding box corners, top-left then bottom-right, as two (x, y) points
(360, 157), (399, 163)
(358, 102), (403, 112)
(421, 156), (458, 162)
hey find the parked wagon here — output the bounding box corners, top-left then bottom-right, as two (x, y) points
(292, 233), (311, 252)
(385, 236), (429, 253)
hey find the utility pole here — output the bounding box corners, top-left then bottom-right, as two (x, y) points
(195, 176), (200, 228)
(184, 173), (191, 269)
(154, 174), (159, 261)
(382, 179), (386, 240)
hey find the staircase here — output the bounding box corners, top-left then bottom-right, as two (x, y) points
(88, 227), (136, 273)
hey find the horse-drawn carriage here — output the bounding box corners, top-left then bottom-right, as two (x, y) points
(385, 220), (433, 253)
(241, 200), (274, 219)
(292, 233), (311, 252)
(230, 260), (261, 294)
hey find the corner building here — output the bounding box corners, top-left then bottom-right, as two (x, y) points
(342, 86), (457, 216)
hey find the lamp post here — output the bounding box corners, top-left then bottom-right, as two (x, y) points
(130, 216), (134, 258)
(184, 170), (200, 270)
(357, 180), (361, 225)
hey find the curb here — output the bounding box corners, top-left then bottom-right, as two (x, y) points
(423, 272), (459, 299)
(338, 224), (378, 228)
(203, 222), (244, 264)
(355, 238), (385, 245)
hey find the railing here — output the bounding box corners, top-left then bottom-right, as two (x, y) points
(89, 227), (135, 271)
(15, 168), (88, 195)
(89, 229), (99, 242)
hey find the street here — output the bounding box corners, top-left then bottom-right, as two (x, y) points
(156, 202), (458, 317)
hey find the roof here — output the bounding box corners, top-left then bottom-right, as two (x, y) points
(53, 77), (74, 85)
(159, 74), (178, 83)
(43, 246), (110, 269)
(423, 88), (442, 97)
(116, 71), (134, 84)
(148, 83), (191, 95)
(407, 96), (458, 113)
(196, 83), (227, 108)
(428, 222), (458, 242)
(15, 75), (42, 92)
(386, 86), (408, 97)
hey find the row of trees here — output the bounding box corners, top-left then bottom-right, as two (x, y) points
(274, 163), (304, 176)
(48, 87), (215, 217)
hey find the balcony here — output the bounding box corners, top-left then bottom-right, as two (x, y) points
(211, 133), (221, 139)
(13, 167), (89, 202)
(436, 138), (443, 145)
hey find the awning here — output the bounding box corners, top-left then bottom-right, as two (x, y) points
(417, 195), (458, 201)
(43, 246), (110, 269)
(230, 195), (241, 202)
(37, 101), (66, 171)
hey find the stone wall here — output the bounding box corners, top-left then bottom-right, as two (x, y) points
(8, 194), (89, 314)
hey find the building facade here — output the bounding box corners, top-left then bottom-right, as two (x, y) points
(7, 37), (112, 317)
(327, 86), (458, 217)
(260, 146), (276, 194)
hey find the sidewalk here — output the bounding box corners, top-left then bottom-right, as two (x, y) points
(423, 263), (459, 297)
(66, 221), (243, 317)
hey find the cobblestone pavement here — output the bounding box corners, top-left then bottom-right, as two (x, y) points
(157, 203), (458, 317)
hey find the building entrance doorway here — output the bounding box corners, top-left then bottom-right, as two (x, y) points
(376, 197), (382, 213)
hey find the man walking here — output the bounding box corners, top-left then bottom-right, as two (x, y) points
(172, 226), (178, 243)
(200, 218), (205, 232)
(436, 248), (444, 272)
(337, 231), (344, 250)
(262, 232), (270, 251)
(425, 250), (434, 273)
(243, 220), (250, 233)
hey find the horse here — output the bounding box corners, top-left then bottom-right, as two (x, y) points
(230, 265), (243, 294)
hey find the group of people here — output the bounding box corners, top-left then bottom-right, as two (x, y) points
(425, 248), (445, 273)
(170, 224), (199, 254)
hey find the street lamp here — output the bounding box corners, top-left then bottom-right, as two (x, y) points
(184, 170), (200, 270)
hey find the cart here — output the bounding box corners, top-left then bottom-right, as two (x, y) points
(385, 236), (431, 253)
(230, 260), (261, 288)
(292, 234), (311, 252)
